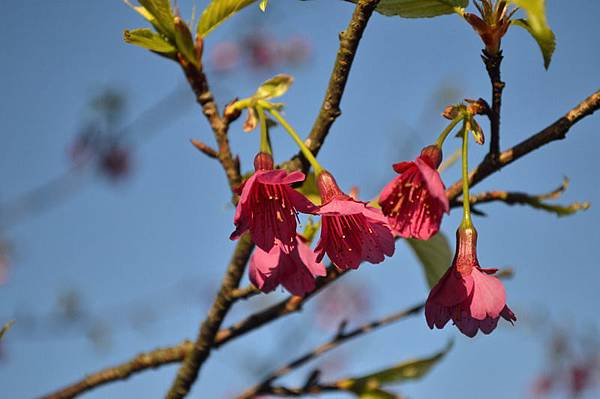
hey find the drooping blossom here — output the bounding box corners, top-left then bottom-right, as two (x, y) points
(314, 171), (394, 270)
(249, 236), (326, 296)
(425, 227), (516, 337)
(378, 145), (449, 240)
(231, 153), (316, 252)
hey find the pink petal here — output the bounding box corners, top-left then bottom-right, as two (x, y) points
(469, 268), (506, 320)
(415, 157), (449, 213)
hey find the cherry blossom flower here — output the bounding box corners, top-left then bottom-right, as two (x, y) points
(315, 171), (394, 270)
(249, 236), (326, 296)
(425, 227), (516, 337)
(379, 145), (449, 240)
(231, 153), (316, 252)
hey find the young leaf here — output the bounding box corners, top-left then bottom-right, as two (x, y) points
(197, 0), (258, 37)
(123, 28), (177, 54)
(255, 74), (294, 100)
(339, 342), (453, 394)
(345, 0), (468, 18)
(137, 0), (175, 38)
(407, 232), (452, 288)
(509, 0), (555, 69)
(174, 17), (199, 67)
(259, 0), (269, 12)
(0, 320), (15, 340)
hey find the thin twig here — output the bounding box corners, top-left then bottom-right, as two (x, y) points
(446, 89), (600, 200)
(190, 139), (218, 159)
(449, 178), (590, 216)
(237, 303), (424, 399)
(230, 285), (260, 300)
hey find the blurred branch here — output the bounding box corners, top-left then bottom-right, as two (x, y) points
(446, 89), (600, 201)
(237, 303), (424, 399)
(449, 178), (590, 216)
(281, 0), (382, 173)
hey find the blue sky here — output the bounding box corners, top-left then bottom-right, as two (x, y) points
(1, 1), (600, 398)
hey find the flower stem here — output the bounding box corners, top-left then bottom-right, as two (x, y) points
(435, 115), (463, 148)
(256, 106), (272, 155)
(267, 108), (324, 175)
(461, 121), (473, 229)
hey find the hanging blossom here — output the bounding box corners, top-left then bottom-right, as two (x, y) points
(231, 152), (316, 252)
(314, 171), (395, 270)
(249, 235), (326, 296)
(425, 227), (516, 337)
(379, 145), (449, 240)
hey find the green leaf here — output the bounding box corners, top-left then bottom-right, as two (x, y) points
(407, 232), (452, 288)
(255, 74), (294, 100)
(123, 28), (177, 54)
(138, 0), (175, 38)
(197, 0), (258, 37)
(297, 172), (321, 206)
(509, 0), (555, 69)
(340, 341), (453, 394)
(0, 320), (15, 341)
(346, 0), (468, 18)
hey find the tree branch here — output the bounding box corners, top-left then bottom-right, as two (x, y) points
(179, 56), (241, 194)
(40, 89), (600, 398)
(165, 235), (254, 399)
(281, 0), (382, 172)
(446, 89), (600, 200)
(482, 50), (504, 162)
(449, 178), (590, 216)
(236, 303), (424, 399)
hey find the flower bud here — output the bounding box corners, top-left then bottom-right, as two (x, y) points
(420, 145), (443, 169)
(253, 152), (274, 171)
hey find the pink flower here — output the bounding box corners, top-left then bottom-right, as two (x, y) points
(231, 153), (316, 252)
(378, 145), (449, 240)
(249, 236), (326, 296)
(314, 171), (395, 270)
(425, 227), (516, 337)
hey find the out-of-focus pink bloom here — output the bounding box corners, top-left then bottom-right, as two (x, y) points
(314, 171), (394, 270)
(425, 227), (516, 337)
(210, 41), (240, 72)
(531, 374), (554, 398)
(249, 236), (326, 296)
(100, 144), (130, 180)
(231, 153), (316, 252)
(570, 363), (594, 397)
(378, 145), (449, 240)
(315, 282), (371, 330)
(284, 35), (311, 65)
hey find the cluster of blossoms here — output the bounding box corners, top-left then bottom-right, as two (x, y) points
(229, 92), (515, 337)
